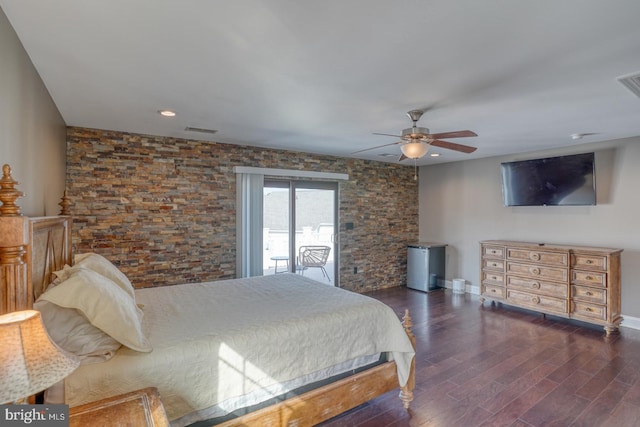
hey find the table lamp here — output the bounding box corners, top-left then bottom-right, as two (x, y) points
(0, 310), (80, 404)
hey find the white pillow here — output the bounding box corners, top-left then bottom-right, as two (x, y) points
(36, 268), (152, 352)
(34, 299), (122, 364)
(54, 253), (135, 300)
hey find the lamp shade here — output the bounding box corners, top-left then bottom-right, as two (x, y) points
(400, 141), (430, 159)
(0, 310), (80, 403)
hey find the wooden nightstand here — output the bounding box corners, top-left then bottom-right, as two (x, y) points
(69, 387), (169, 427)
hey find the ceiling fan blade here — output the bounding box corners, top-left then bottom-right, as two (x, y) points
(350, 141), (402, 154)
(399, 154), (408, 161)
(430, 130), (477, 139)
(431, 139), (477, 153)
(372, 132), (404, 138)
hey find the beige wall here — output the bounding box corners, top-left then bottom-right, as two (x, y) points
(419, 137), (640, 319)
(0, 7), (66, 216)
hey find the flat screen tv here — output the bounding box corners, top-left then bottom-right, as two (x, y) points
(501, 152), (596, 206)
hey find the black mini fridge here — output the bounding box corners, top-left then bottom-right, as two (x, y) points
(406, 243), (446, 292)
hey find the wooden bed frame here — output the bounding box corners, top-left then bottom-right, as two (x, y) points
(0, 163), (416, 426)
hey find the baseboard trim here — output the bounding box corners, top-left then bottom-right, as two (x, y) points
(442, 280), (639, 331)
(621, 315), (640, 331)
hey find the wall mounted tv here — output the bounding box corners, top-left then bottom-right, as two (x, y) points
(501, 152), (596, 206)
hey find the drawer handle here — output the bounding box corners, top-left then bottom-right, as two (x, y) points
(531, 253), (540, 261)
(586, 275), (593, 280)
(532, 282), (540, 289)
(586, 260), (593, 264)
(531, 296), (540, 304)
(586, 307), (593, 312)
(491, 289), (497, 293)
(492, 263), (498, 267)
(531, 268), (540, 275)
(585, 291), (593, 296)
(492, 276), (497, 280)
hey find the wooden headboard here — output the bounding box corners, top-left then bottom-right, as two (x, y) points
(0, 164), (72, 315)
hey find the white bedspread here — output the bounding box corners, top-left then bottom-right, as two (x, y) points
(63, 274), (415, 423)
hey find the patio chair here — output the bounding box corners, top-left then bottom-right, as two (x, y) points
(298, 245), (331, 281)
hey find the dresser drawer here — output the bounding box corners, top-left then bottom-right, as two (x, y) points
(507, 262), (568, 282)
(572, 285), (606, 304)
(507, 248), (568, 267)
(482, 284), (505, 299)
(483, 245), (505, 258)
(507, 276), (568, 299)
(572, 270), (606, 287)
(572, 254), (607, 271)
(482, 271), (504, 286)
(506, 289), (568, 314)
(572, 301), (607, 322)
(483, 258), (505, 272)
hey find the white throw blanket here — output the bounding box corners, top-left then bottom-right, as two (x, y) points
(64, 274), (415, 423)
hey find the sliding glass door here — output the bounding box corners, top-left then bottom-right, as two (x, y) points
(263, 180), (338, 285)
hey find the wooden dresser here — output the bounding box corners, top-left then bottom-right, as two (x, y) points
(480, 240), (623, 335)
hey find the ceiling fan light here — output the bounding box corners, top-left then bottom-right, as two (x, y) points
(400, 141), (430, 159)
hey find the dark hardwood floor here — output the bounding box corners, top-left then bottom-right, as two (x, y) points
(321, 286), (640, 427)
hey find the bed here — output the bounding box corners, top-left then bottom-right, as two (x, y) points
(0, 164), (416, 426)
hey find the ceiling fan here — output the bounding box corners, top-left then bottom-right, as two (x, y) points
(352, 109), (478, 161)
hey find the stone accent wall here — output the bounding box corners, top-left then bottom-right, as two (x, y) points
(66, 127), (418, 292)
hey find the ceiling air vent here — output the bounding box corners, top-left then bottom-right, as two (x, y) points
(617, 72), (640, 98)
(185, 126), (218, 135)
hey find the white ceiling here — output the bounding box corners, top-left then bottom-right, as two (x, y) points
(2, 0), (640, 165)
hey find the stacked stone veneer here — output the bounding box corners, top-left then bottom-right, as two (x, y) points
(66, 127), (418, 292)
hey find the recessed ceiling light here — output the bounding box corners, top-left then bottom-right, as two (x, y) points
(159, 110), (176, 117)
(430, 153), (440, 157)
